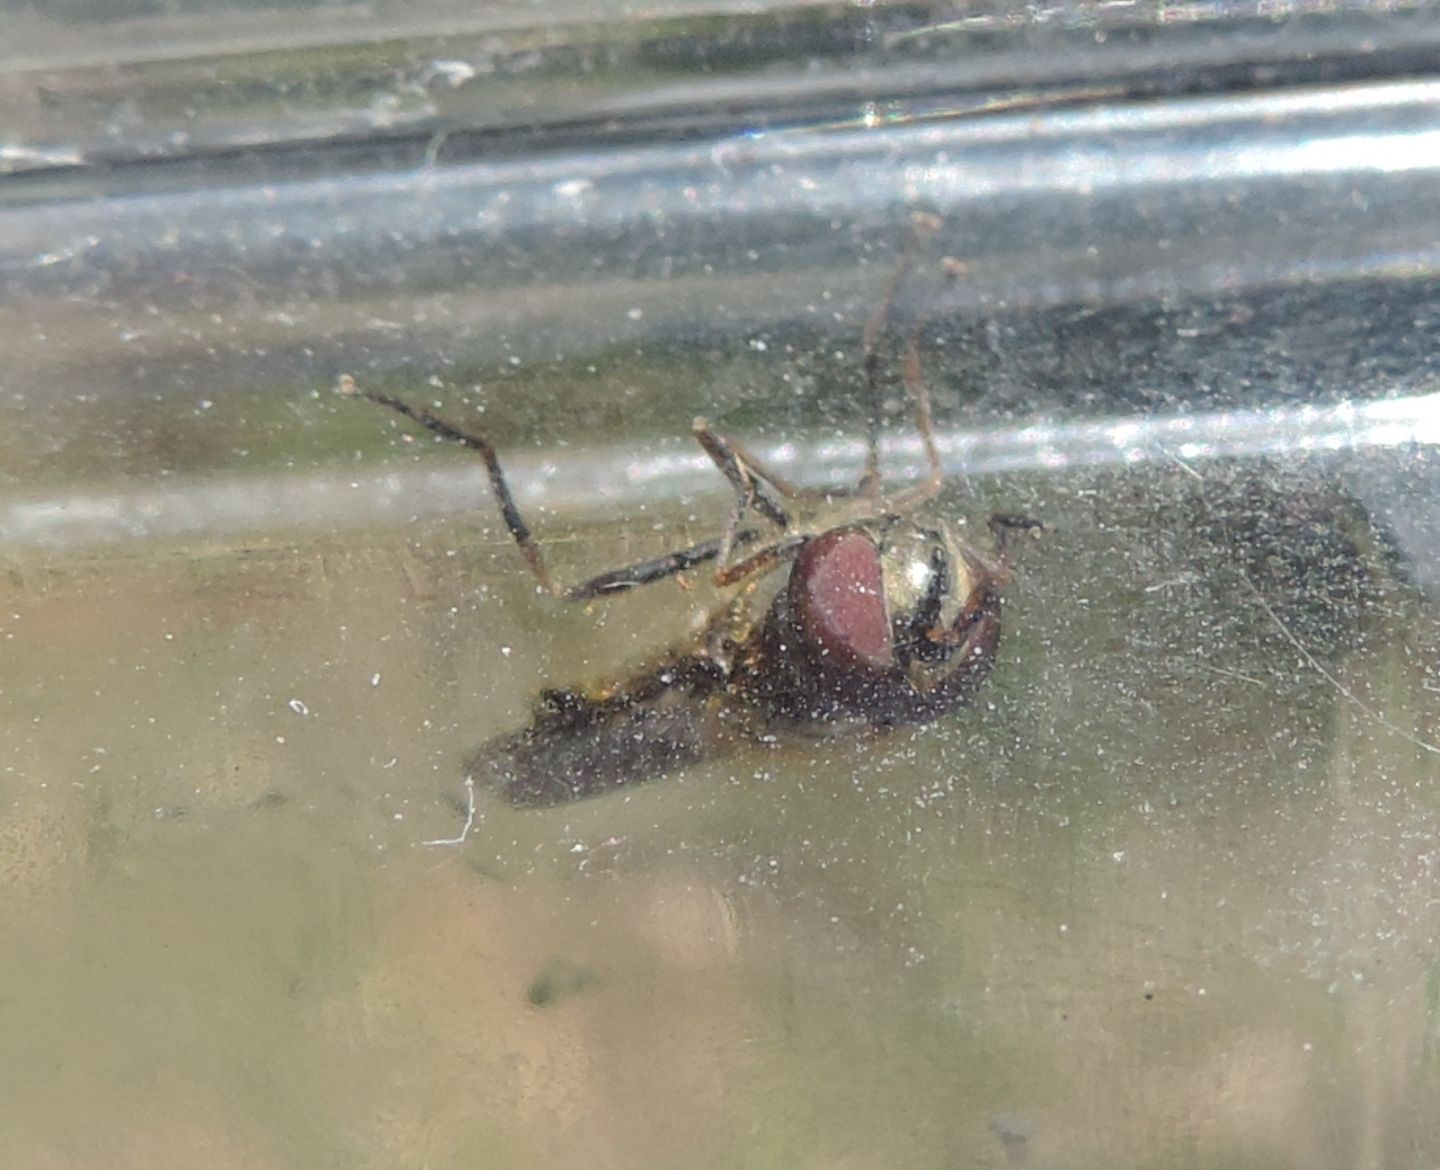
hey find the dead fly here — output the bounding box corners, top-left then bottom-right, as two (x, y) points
(342, 215), (1042, 806)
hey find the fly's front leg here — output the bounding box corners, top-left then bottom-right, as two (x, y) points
(343, 375), (751, 602)
(988, 513), (1047, 560)
(871, 310), (945, 511)
(858, 210), (943, 496)
(892, 330), (944, 504)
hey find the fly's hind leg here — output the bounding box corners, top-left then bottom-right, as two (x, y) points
(342, 375), (751, 601)
(563, 537), (742, 601)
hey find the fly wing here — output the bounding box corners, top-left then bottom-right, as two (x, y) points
(465, 652), (745, 807)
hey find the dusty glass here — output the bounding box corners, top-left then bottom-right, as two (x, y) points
(4, 1), (1440, 1167)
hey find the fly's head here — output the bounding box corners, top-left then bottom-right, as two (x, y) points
(741, 516), (1007, 727)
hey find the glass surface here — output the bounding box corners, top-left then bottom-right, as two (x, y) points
(3, 4), (1440, 1167)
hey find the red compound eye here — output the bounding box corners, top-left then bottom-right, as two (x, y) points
(791, 528), (893, 671)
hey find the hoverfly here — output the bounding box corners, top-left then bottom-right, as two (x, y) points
(343, 214), (1041, 806)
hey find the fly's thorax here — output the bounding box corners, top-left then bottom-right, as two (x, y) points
(877, 518), (978, 630)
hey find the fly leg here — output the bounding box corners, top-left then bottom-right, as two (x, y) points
(564, 537), (744, 600)
(883, 325), (945, 507)
(713, 533), (808, 587)
(956, 513), (1047, 586)
(988, 513), (1047, 558)
(692, 418), (794, 567)
(857, 210), (942, 496)
(342, 375), (755, 600)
